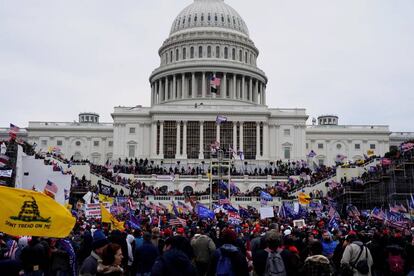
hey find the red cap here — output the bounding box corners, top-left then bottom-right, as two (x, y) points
(176, 228), (185, 234)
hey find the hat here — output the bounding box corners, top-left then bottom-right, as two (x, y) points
(283, 229), (292, 236)
(92, 230), (108, 250)
(176, 228), (185, 235)
(222, 229), (237, 244)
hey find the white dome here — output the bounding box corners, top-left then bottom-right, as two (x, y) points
(170, 0), (250, 37)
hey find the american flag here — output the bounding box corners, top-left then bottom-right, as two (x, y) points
(169, 217), (187, 226)
(216, 115), (227, 125)
(210, 75), (221, 93)
(45, 180), (58, 194)
(219, 197), (230, 205)
(9, 123), (19, 133)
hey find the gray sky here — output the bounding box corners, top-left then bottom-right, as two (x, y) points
(1, 0), (413, 131)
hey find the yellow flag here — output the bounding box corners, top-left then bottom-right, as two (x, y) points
(298, 192), (311, 205)
(0, 186), (75, 238)
(367, 149), (375, 157)
(98, 194), (114, 204)
(100, 204), (125, 231)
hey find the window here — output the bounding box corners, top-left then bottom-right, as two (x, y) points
(355, 143), (360, 150)
(215, 46), (220, 58)
(284, 147), (291, 159)
(243, 122), (257, 160)
(187, 121), (200, 159)
(336, 144), (341, 149)
(198, 46), (203, 58)
(232, 48), (235, 60)
(203, 122), (217, 159)
(57, 140), (62, 146)
(108, 141), (113, 147)
(163, 121), (177, 159)
(182, 47), (186, 59)
(318, 143), (324, 149)
(207, 46), (211, 58)
(224, 47), (228, 59)
(318, 159), (324, 166)
(41, 140), (47, 146)
(176, 49), (179, 61)
(239, 49), (242, 62)
(190, 47), (194, 58)
(94, 141), (99, 147)
(284, 129), (290, 136)
(370, 144), (376, 149)
(306, 143), (309, 149)
(129, 127), (135, 134)
(75, 141), (81, 146)
(128, 145), (135, 158)
(170, 50), (173, 63)
(245, 52), (248, 63)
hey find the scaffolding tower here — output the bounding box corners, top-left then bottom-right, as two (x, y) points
(209, 149), (232, 210)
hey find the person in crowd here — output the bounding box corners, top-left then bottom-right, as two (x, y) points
(207, 228), (249, 276)
(20, 237), (49, 276)
(340, 234), (373, 276)
(151, 236), (196, 276)
(125, 234), (135, 274)
(96, 243), (124, 276)
(302, 240), (332, 276)
(80, 230), (109, 276)
(134, 232), (159, 276)
(321, 230), (339, 259)
(191, 227), (216, 276)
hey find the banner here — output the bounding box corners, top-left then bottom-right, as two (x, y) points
(298, 192), (311, 204)
(260, 207), (274, 219)
(0, 186), (75, 238)
(84, 203), (110, 219)
(0, 169), (12, 178)
(101, 204), (125, 231)
(98, 194), (114, 204)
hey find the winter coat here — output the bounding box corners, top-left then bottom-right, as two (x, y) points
(207, 244), (249, 276)
(134, 240), (159, 274)
(79, 251), (102, 276)
(190, 234), (216, 264)
(96, 263), (123, 276)
(340, 241), (373, 276)
(322, 240), (339, 257)
(303, 254), (332, 276)
(151, 248), (196, 276)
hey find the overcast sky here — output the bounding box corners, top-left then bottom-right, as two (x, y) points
(1, 0), (413, 131)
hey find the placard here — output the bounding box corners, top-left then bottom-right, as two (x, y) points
(293, 219), (306, 229)
(260, 207), (274, 220)
(85, 203), (110, 219)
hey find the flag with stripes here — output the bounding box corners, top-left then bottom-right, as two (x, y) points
(44, 180), (58, 199)
(9, 123), (19, 133)
(169, 217), (187, 226)
(210, 74), (221, 93)
(216, 115), (227, 125)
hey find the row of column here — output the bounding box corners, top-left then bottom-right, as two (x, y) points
(151, 121), (269, 160)
(150, 73), (266, 105)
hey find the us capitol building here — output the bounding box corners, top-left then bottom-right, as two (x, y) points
(11, 0), (412, 166)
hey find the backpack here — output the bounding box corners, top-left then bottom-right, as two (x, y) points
(351, 245), (369, 275)
(264, 251), (287, 276)
(216, 248), (235, 276)
(388, 254), (405, 275)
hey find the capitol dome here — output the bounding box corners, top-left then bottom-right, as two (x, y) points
(170, 0), (250, 37)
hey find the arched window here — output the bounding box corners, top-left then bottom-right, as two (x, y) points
(250, 53), (253, 64)
(215, 46), (220, 58)
(165, 52), (168, 64)
(198, 46), (203, 58)
(201, 14), (204, 22)
(176, 49), (179, 61)
(190, 47), (194, 58)
(170, 50), (173, 63)
(232, 48), (235, 60)
(182, 47), (186, 60)
(207, 46), (211, 58)
(245, 52), (248, 63)
(208, 14), (211, 22)
(239, 49), (242, 62)
(183, 186), (194, 195)
(224, 47), (228, 59)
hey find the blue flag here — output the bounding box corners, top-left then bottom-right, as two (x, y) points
(222, 204), (238, 212)
(197, 204), (215, 220)
(238, 206), (250, 218)
(260, 191), (272, 201)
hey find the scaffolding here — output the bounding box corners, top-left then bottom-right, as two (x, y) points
(208, 149), (232, 209)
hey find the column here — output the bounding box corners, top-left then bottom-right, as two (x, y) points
(222, 73), (227, 98)
(176, 121), (181, 158)
(256, 122), (261, 159)
(183, 121), (187, 158)
(151, 122), (157, 158)
(232, 74), (237, 100)
(202, 72), (206, 98)
(181, 74), (186, 99)
(159, 121), (164, 158)
(263, 122), (269, 159)
(216, 124), (220, 143)
(160, 79), (165, 102)
(150, 84), (154, 106)
(249, 78), (253, 102)
(191, 73), (196, 98)
(241, 76), (245, 100)
(165, 77), (169, 100)
(155, 81), (159, 104)
(172, 75), (176, 100)
(239, 122), (244, 153)
(233, 122), (237, 153)
(254, 80), (259, 104)
(199, 121), (204, 159)
(263, 84), (266, 105)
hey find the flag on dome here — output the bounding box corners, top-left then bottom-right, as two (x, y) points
(210, 74), (221, 93)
